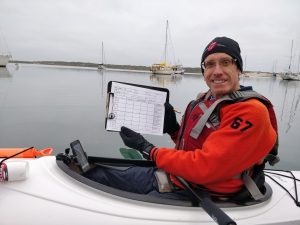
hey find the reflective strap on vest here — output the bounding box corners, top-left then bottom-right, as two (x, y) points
(190, 90), (266, 139)
(229, 90), (263, 99)
(190, 96), (232, 139)
(232, 168), (266, 201)
(198, 102), (208, 112)
(242, 171), (264, 200)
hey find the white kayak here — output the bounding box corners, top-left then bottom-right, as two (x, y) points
(0, 152), (300, 225)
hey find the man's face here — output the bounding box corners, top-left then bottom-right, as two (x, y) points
(202, 53), (241, 98)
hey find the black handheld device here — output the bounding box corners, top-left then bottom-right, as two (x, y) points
(70, 140), (91, 172)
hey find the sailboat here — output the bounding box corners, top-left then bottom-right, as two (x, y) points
(272, 60), (277, 77)
(0, 33), (12, 67)
(150, 20), (184, 75)
(280, 40), (300, 81)
(0, 54), (11, 67)
(98, 42), (106, 70)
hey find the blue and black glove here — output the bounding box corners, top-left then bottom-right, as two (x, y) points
(163, 102), (180, 135)
(119, 126), (155, 160)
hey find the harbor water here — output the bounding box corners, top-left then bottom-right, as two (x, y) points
(0, 64), (300, 170)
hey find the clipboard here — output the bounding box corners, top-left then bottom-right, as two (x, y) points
(105, 81), (169, 135)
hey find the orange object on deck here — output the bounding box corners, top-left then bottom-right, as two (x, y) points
(0, 148), (53, 158)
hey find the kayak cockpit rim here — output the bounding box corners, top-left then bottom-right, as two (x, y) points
(56, 155), (273, 208)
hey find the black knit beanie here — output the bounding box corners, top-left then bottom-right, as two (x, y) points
(201, 37), (243, 73)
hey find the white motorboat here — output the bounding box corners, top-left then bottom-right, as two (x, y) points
(0, 144), (299, 225)
(280, 72), (300, 81)
(173, 64), (185, 74)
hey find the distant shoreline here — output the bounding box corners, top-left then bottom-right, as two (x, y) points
(10, 60), (274, 77)
(11, 60), (202, 74)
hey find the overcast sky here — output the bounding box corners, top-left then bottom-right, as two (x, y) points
(1, 0), (300, 72)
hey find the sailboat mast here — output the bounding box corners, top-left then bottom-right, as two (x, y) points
(298, 54), (300, 75)
(288, 40), (293, 71)
(101, 42), (104, 65)
(164, 20), (168, 64)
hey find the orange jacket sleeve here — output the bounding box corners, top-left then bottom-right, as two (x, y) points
(153, 99), (277, 185)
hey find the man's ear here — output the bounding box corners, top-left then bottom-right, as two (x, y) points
(203, 73), (208, 82)
(237, 69), (242, 76)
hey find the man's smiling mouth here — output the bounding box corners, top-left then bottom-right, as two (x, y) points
(212, 79), (226, 84)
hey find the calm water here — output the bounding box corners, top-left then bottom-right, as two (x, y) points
(1, 65), (300, 170)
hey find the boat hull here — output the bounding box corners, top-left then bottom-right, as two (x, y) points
(150, 64), (174, 75)
(150, 65), (184, 75)
(152, 70), (175, 75)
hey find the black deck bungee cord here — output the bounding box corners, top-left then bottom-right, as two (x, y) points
(264, 170), (300, 182)
(264, 169), (299, 207)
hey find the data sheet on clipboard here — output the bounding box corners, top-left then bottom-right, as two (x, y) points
(106, 82), (167, 135)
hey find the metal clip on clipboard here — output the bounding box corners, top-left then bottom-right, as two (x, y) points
(106, 92), (115, 120)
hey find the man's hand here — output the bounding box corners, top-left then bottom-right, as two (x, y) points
(119, 126), (155, 160)
(164, 102), (180, 134)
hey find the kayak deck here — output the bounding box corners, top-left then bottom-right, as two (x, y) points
(0, 156), (299, 225)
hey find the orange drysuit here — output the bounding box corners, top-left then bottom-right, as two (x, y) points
(151, 90), (277, 194)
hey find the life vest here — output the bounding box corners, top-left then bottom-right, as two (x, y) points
(175, 89), (279, 201)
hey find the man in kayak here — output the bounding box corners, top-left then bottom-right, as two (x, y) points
(85, 37), (278, 201)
